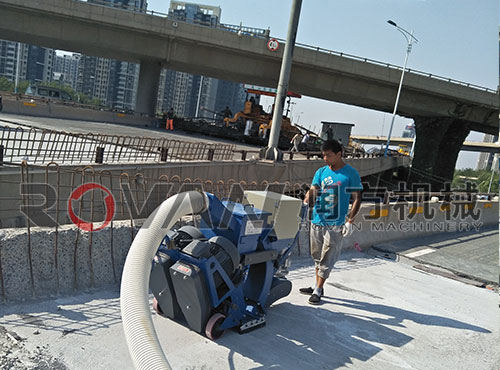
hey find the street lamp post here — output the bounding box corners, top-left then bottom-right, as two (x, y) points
(195, 75), (204, 118)
(14, 42), (22, 94)
(487, 142), (499, 193)
(263, 0), (302, 161)
(384, 20), (418, 157)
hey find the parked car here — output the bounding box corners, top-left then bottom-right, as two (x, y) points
(25, 85), (72, 101)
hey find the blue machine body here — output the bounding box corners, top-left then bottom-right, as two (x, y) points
(150, 192), (304, 336)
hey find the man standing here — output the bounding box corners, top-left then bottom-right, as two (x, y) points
(222, 106), (233, 119)
(290, 132), (303, 152)
(301, 132), (310, 150)
(301, 139), (363, 304)
(166, 107), (175, 130)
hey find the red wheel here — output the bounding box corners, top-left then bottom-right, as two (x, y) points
(205, 313), (226, 340)
(152, 297), (166, 317)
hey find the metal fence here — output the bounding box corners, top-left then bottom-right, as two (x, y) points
(0, 162), (311, 301)
(0, 162), (309, 229)
(0, 125), (235, 165)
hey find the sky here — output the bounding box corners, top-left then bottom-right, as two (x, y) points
(133, 1), (498, 168)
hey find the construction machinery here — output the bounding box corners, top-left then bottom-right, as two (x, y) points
(223, 95), (301, 141)
(120, 190), (305, 369)
(398, 144), (410, 156)
(172, 88), (365, 155)
(147, 190), (305, 339)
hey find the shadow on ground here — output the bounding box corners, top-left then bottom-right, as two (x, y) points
(217, 296), (490, 370)
(0, 289), (121, 337)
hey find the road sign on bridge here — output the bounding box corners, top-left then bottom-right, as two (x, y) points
(267, 38), (279, 52)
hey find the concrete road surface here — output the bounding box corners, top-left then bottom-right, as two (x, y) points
(0, 113), (262, 152)
(373, 226), (499, 286)
(0, 250), (498, 370)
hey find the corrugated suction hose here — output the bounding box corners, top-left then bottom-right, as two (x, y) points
(120, 191), (208, 370)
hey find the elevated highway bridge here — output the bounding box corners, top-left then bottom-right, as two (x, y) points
(0, 0), (497, 188)
(351, 135), (500, 154)
(0, 0), (496, 132)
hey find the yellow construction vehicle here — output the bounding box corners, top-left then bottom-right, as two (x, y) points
(398, 144), (410, 156)
(223, 92), (301, 140)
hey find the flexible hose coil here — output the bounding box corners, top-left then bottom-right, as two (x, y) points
(120, 191), (208, 370)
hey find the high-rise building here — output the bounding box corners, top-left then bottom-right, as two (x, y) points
(75, 0), (146, 108)
(402, 123), (415, 138)
(106, 60), (140, 109)
(53, 53), (81, 89)
(0, 40), (20, 82)
(76, 55), (111, 104)
(169, 1), (221, 25)
(0, 40), (54, 86)
(214, 79), (247, 115)
(479, 29), (500, 171)
(476, 134), (499, 171)
(25, 46), (54, 83)
(157, 1), (247, 118)
(100, 0), (148, 12)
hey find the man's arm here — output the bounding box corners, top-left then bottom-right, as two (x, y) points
(346, 191), (362, 223)
(304, 186), (319, 207)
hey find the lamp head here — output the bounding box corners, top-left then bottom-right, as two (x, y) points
(387, 20), (397, 27)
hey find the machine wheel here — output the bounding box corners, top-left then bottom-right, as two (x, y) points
(205, 313), (226, 340)
(152, 297), (166, 317)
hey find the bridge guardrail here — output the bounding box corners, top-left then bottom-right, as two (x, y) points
(0, 124), (235, 165)
(272, 37), (498, 94)
(0, 122), (399, 166)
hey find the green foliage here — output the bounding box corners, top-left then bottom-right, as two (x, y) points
(0, 77), (14, 92)
(453, 168), (498, 193)
(0, 78), (103, 108)
(0, 78), (29, 93)
(17, 80), (30, 94)
(74, 93), (100, 107)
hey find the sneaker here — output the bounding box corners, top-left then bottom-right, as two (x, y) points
(308, 293), (321, 305)
(299, 287), (314, 295)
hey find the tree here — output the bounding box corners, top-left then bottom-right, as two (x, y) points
(17, 80), (30, 94)
(0, 77), (14, 92)
(90, 98), (102, 106)
(478, 171), (498, 193)
(453, 168), (498, 193)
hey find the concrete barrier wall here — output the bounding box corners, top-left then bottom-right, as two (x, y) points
(0, 200), (497, 303)
(342, 200), (498, 250)
(0, 157), (407, 228)
(1, 97), (154, 127)
(0, 220), (138, 303)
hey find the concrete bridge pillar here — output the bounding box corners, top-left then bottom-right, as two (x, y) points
(409, 117), (470, 191)
(135, 60), (162, 116)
